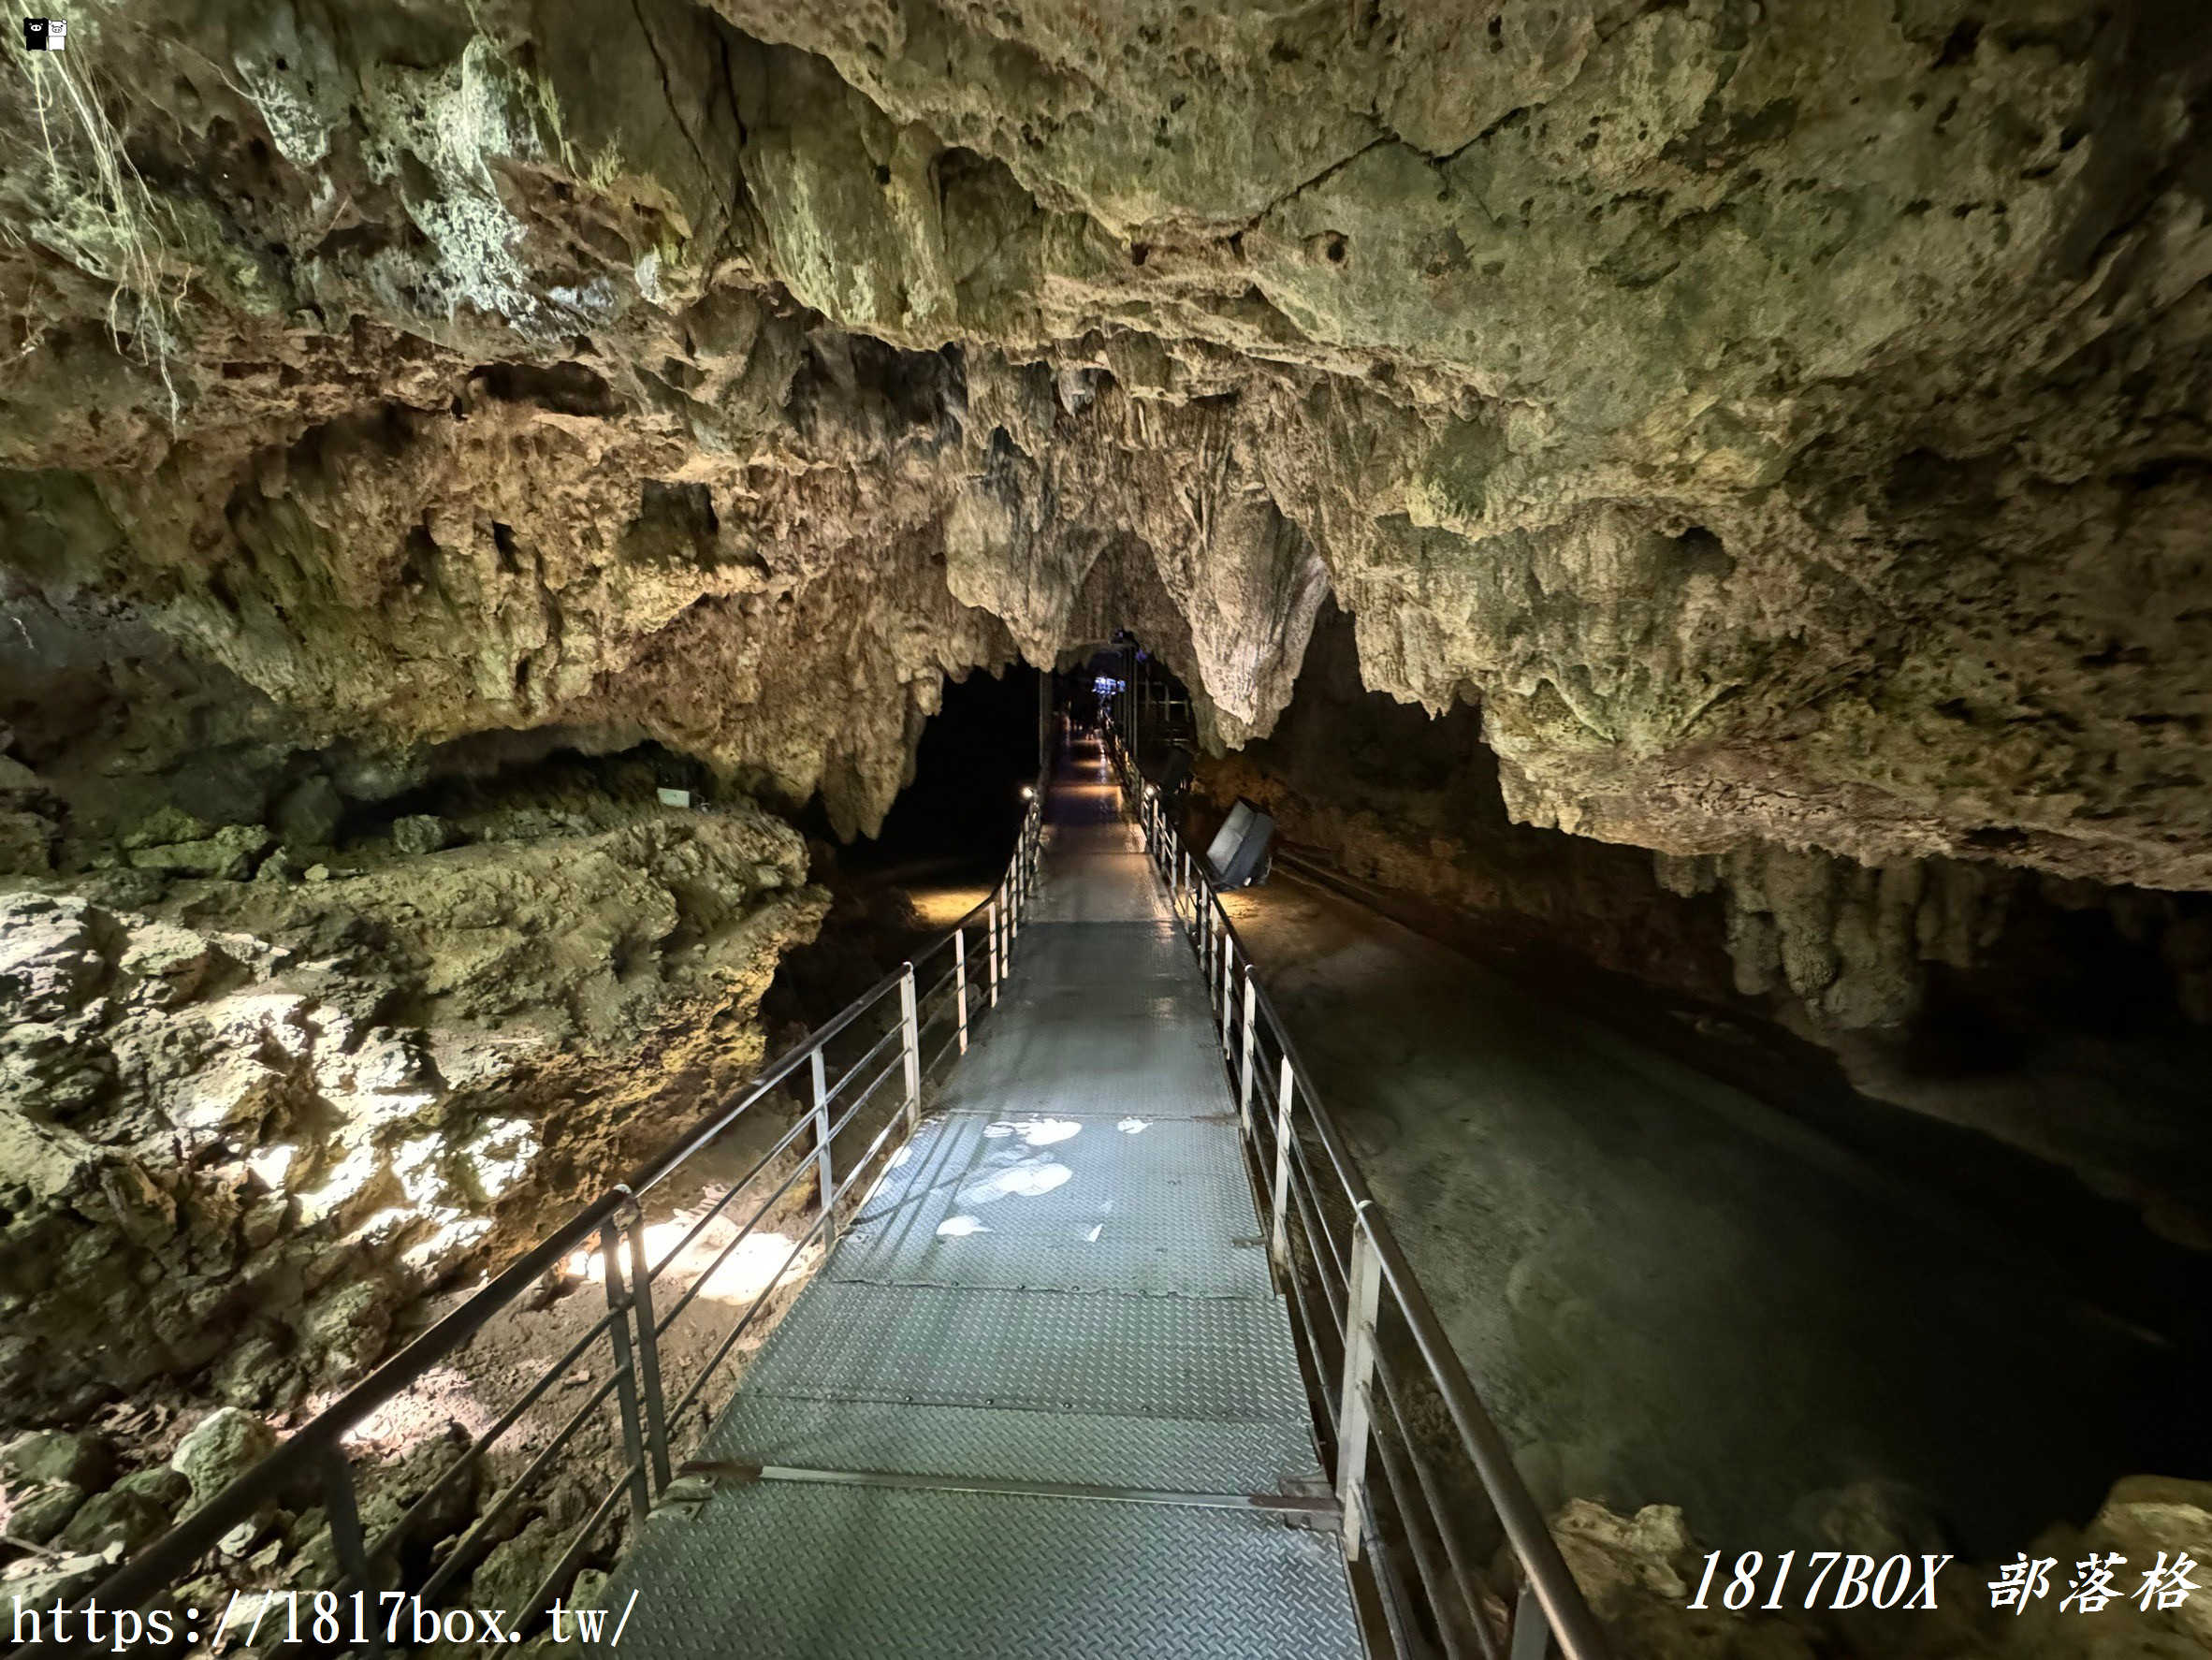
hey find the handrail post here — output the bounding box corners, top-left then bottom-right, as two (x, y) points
(1336, 1202), (1383, 1562)
(1218, 926), (1234, 1050)
(1268, 1054), (1296, 1282)
(600, 1215), (655, 1527)
(1237, 968), (1259, 1135)
(987, 896), (1002, 1009)
(898, 961), (922, 1131)
(809, 1049), (837, 1252)
(320, 1445), (385, 1653)
(621, 1199), (673, 1496)
(953, 925), (970, 1055)
(1513, 1583), (1564, 1660)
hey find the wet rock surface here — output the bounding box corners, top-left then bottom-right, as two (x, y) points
(1219, 862), (2203, 1558)
(1200, 598), (2212, 1246)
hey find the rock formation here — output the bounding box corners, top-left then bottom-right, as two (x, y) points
(0, 764), (820, 1420)
(2, 0), (2207, 875)
(1553, 1477), (2212, 1660)
(1204, 600), (2212, 1032)
(1199, 598), (2212, 1248)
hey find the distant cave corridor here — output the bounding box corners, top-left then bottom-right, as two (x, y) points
(3, 3), (2212, 1657)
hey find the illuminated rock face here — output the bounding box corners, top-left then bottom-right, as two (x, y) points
(0, 783), (821, 1417)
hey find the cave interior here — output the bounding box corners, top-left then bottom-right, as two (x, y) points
(2, 0), (2212, 1653)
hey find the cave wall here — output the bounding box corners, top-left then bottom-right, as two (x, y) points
(1194, 598), (1744, 1000)
(1213, 602), (2212, 1036)
(0, 0), (2207, 881)
(0, 756), (822, 1422)
(1203, 600), (2212, 1246)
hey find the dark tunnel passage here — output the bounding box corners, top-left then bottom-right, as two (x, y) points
(764, 666), (1045, 1028)
(802, 665), (1044, 879)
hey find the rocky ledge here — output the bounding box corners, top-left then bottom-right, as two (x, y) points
(0, 761), (822, 1421)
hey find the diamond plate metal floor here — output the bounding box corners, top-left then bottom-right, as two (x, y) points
(603, 1483), (1353, 1660)
(700, 1396), (1324, 1497)
(935, 1006), (1231, 1119)
(825, 1111), (1271, 1296)
(1008, 921), (1188, 991)
(592, 739), (1362, 1659)
(728, 1279), (1309, 1419)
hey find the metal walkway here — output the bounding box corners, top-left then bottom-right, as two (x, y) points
(36, 729), (1604, 1660)
(593, 739), (1365, 1658)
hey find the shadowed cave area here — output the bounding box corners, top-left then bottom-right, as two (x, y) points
(2, 1), (2211, 1655)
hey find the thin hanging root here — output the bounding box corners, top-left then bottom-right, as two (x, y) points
(11, 43), (188, 421)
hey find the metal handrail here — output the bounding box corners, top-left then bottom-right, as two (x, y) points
(17, 785), (1046, 1659)
(1113, 748), (1608, 1660)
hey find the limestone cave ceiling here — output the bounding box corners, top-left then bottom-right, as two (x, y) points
(2, 0), (2209, 877)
